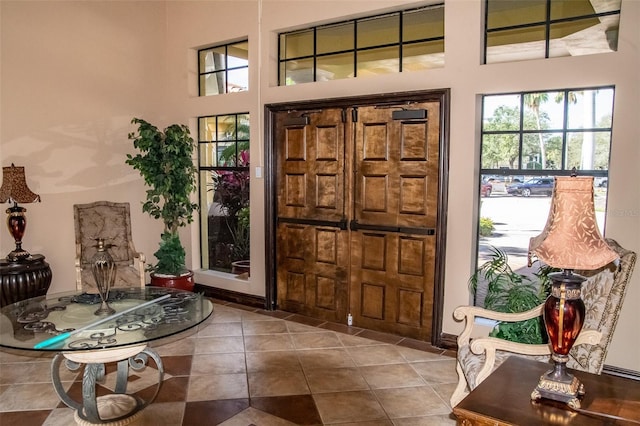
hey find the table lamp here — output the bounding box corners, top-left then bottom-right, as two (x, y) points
(0, 164), (41, 261)
(528, 175), (618, 409)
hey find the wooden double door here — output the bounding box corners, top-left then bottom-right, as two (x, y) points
(271, 93), (447, 342)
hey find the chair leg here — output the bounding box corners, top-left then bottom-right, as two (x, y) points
(450, 361), (470, 407)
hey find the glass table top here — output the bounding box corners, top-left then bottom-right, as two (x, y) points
(0, 287), (213, 352)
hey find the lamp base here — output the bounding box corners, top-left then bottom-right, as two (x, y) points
(6, 247), (31, 262)
(531, 355), (585, 409)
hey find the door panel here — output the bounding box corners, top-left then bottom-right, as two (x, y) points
(350, 103), (440, 341)
(275, 109), (349, 321)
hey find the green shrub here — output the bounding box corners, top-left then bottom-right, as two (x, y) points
(479, 217), (495, 236)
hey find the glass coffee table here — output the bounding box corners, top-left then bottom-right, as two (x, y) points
(0, 286), (213, 425)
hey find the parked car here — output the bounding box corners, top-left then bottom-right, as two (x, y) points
(481, 182), (492, 197)
(506, 178), (554, 197)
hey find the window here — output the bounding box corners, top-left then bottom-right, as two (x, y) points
(199, 41), (249, 95)
(484, 0), (621, 64)
(475, 87), (614, 305)
(278, 4), (444, 86)
(198, 113), (250, 276)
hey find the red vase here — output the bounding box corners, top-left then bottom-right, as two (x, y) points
(543, 272), (586, 356)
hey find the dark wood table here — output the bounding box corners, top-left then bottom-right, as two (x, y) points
(453, 356), (640, 425)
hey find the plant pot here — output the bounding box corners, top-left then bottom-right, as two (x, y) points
(231, 260), (250, 277)
(150, 270), (194, 291)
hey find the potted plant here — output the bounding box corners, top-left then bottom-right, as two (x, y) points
(469, 246), (557, 344)
(126, 118), (199, 291)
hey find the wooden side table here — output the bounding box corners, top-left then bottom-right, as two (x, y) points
(0, 254), (52, 307)
(453, 356), (640, 425)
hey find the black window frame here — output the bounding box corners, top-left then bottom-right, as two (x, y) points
(277, 4), (444, 86)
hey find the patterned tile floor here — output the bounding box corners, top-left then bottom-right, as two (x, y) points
(0, 300), (459, 425)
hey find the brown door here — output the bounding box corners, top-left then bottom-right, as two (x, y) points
(275, 101), (441, 340)
(350, 104), (440, 341)
(275, 108), (350, 322)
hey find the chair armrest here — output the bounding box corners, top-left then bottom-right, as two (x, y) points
(128, 241), (146, 263)
(453, 304), (544, 346)
(468, 336), (550, 385)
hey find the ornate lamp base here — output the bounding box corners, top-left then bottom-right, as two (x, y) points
(531, 355), (585, 409)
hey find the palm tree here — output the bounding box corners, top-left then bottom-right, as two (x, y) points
(524, 93), (548, 169)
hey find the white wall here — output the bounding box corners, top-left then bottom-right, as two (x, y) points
(1, 0), (638, 371)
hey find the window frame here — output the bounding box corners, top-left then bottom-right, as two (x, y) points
(475, 86), (615, 306)
(197, 113), (250, 274)
(277, 4), (444, 86)
(483, 0), (621, 64)
(198, 40), (249, 96)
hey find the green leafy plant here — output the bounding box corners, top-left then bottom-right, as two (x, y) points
(470, 246), (558, 344)
(479, 217), (495, 236)
(125, 118), (199, 276)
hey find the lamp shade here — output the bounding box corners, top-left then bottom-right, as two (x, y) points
(528, 176), (617, 270)
(0, 164), (40, 204)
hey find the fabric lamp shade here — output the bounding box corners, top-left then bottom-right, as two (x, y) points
(528, 176), (617, 270)
(0, 164), (41, 204)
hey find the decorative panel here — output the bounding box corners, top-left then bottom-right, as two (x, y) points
(286, 225), (306, 260)
(316, 228), (338, 264)
(397, 288), (422, 326)
(362, 175), (388, 212)
(398, 236), (424, 276)
(361, 233), (386, 271)
(361, 282), (385, 319)
(286, 272), (306, 303)
(316, 174), (338, 209)
(285, 174), (306, 206)
(316, 275), (336, 310)
(400, 121), (428, 160)
(399, 176), (426, 214)
(286, 127), (306, 160)
(362, 123), (388, 160)
(316, 125), (339, 160)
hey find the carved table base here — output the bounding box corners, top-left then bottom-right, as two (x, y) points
(51, 344), (164, 425)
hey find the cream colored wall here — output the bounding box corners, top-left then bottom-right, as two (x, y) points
(1, 0), (638, 371)
(0, 0), (171, 294)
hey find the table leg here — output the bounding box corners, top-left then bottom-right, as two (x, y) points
(51, 345), (164, 425)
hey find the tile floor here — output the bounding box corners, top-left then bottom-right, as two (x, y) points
(0, 300), (459, 425)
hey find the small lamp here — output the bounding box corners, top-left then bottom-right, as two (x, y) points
(528, 174), (618, 409)
(0, 164), (41, 261)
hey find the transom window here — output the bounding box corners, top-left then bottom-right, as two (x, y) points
(198, 41), (249, 96)
(198, 113), (250, 276)
(484, 0), (621, 64)
(278, 4), (444, 86)
(475, 87), (614, 306)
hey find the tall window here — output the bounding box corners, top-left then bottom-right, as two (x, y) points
(475, 87), (614, 305)
(198, 114), (250, 276)
(199, 40), (249, 95)
(278, 4), (444, 86)
(485, 0), (621, 64)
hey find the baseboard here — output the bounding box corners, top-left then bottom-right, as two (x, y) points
(194, 284), (267, 309)
(438, 332), (458, 350)
(603, 364), (640, 381)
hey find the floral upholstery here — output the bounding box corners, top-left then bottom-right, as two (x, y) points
(451, 239), (636, 407)
(74, 201), (146, 292)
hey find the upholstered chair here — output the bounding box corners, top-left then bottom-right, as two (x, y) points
(450, 238), (636, 407)
(74, 201), (146, 292)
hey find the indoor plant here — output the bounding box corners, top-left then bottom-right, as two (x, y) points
(126, 118), (199, 290)
(469, 246), (557, 344)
